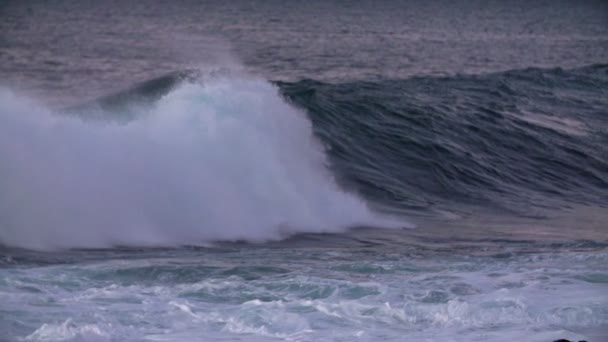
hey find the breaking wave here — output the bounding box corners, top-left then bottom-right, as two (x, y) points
(0, 73), (401, 250)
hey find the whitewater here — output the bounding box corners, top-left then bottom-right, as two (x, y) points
(0, 72), (606, 342)
(2, 1), (608, 341)
(0, 74), (401, 250)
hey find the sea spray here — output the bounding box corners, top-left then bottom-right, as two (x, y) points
(0, 75), (402, 250)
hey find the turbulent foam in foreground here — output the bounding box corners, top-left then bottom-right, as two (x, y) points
(2, 245), (607, 342)
(0, 74), (400, 250)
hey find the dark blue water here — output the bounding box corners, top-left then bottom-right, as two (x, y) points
(1, 1), (607, 341)
(281, 64), (608, 217)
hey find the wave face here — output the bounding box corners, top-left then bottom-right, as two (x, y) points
(1, 64), (606, 250)
(279, 64), (608, 217)
(0, 74), (398, 250)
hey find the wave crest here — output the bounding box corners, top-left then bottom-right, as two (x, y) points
(0, 74), (401, 250)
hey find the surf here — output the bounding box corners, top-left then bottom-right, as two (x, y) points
(0, 71), (403, 250)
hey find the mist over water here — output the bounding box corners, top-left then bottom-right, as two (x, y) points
(0, 74), (401, 250)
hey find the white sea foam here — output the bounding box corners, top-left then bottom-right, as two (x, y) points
(0, 74), (403, 250)
(23, 319), (110, 342)
(2, 249), (606, 342)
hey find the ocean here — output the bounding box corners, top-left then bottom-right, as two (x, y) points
(0, 1), (607, 341)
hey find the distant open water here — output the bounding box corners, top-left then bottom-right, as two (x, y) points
(1, 1), (607, 341)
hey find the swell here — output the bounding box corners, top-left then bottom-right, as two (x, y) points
(278, 63), (608, 217)
(2, 64), (604, 249)
(60, 64), (608, 217)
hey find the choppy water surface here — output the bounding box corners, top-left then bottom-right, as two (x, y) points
(1, 0), (607, 341)
(2, 236), (608, 342)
